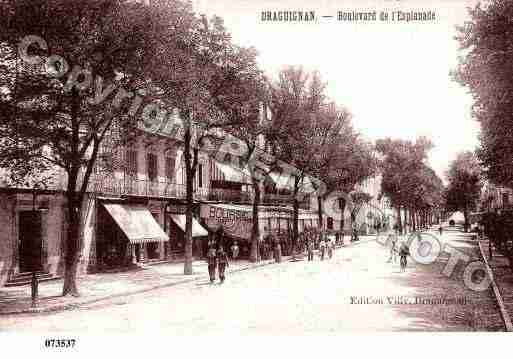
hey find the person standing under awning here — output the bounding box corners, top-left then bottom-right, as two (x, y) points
(272, 234), (282, 263)
(217, 247), (229, 283)
(207, 242), (217, 283)
(230, 241), (239, 260)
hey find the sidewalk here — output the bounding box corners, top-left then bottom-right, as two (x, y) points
(0, 258), (273, 315)
(478, 238), (513, 331)
(0, 235), (376, 316)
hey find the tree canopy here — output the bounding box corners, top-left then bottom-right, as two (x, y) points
(376, 136), (444, 232)
(453, 0), (513, 187)
(445, 151), (482, 231)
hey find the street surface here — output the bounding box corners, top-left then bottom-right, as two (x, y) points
(0, 228), (504, 332)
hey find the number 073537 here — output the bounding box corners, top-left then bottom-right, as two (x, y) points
(44, 339), (76, 348)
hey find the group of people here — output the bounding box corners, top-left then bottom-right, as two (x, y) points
(306, 236), (335, 261)
(258, 233), (284, 261)
(206, 239), (230, 284)
(207, 227), (342, 283)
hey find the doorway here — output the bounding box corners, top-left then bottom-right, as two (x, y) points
(18, 210), (43, 273)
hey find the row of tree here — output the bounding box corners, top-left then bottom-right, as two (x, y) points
(0, 0), (377, 295)
(376, 137), (445, 234)
(444, 151), (482, 232)
(448, 0), (513, 230)
(453, 0), (513, 190)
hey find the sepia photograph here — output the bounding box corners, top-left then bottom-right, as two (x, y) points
(0, 0), (512, 354)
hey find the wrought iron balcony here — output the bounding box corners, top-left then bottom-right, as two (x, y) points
(88, 177), (209, 200)
(208, 188), (253, 203)
(262, 193), (310, 209)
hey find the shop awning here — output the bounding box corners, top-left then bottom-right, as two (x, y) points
(214, 161), (252, 184)
(102, 204), (168, 244)
(169, 214), (209, 237)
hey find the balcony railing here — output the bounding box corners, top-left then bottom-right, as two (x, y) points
(208, 188), (253, 203)
(262, 193), (310, 209)
(67, 177), (309, 208)
(207, 189), (309, 208)
(88, 177), (209, 200)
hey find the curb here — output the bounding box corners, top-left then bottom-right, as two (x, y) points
(1, 239), (371, 316)
(477, 240), (513, 332)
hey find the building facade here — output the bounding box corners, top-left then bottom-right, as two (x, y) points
(0, 124), (323, 286)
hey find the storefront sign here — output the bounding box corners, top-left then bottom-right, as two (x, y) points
(200, 204), (253, 240)
(166, 203), (187, 214)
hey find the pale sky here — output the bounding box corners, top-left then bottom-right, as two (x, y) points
(193, 0), (480, 180)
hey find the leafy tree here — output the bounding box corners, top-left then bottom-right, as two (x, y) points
(453, 1), (513, 187)
(445, 151), (482, 232)
(146, 10), (264, 274)
(267, 67), (342, 250)
(224, 89), (276, 262)
(349, 191), (373, 229)
(0, 0), (216, 292)
(376, 137), (436, 234)
(312, 121), (377, 233)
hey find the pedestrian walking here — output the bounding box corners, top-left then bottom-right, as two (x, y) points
(387, 235), (397, 263)
(351, 227), (359, 242)
(327, 238), (333, 259)
(399, 241), (409, 272)
(230, 241), (239, 260)
(438, 226), (443, 236)
(307, 240), (314, 261)
(319, 239), (326, 260)
(207, 245), (217, 283)
(274, 237), (282, 263)
(217, 247), (229, 283)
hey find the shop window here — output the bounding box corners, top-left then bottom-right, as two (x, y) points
(198, 163), (203, 188)
(147, 153), (158, 182)
(126, 150), (138, 177)
(503, 193), (510, 207)
(147, 242), (159, 260)
(147, 212), (160, 259)
(327, 217), (334, 230)
(165, 157), (175, 182)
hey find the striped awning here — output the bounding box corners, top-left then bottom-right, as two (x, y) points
(169, 214), (209, 237)
(214, 161), (252, 184)
(102, 203), (168, 244)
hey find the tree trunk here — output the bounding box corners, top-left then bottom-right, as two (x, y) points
(317, 196), (323, 231)
(463, 205), (469, 233)
(250, 181), (260, 263)
(292, 192), (299, 253)
(62, 90), (82, 296)
(403, 207), (408, 234)
(183, 127), (194, 275)
(396, 206), (402, 234)
(62, 189), (81, 297)
(340, 198), (347, 236)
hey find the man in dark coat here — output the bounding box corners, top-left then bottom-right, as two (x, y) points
(207, 244), (217, 283)
(307, 239), (314, 261)
(217, 247), (229, 283)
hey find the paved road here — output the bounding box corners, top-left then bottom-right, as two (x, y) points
(0, 229), (504, 332)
